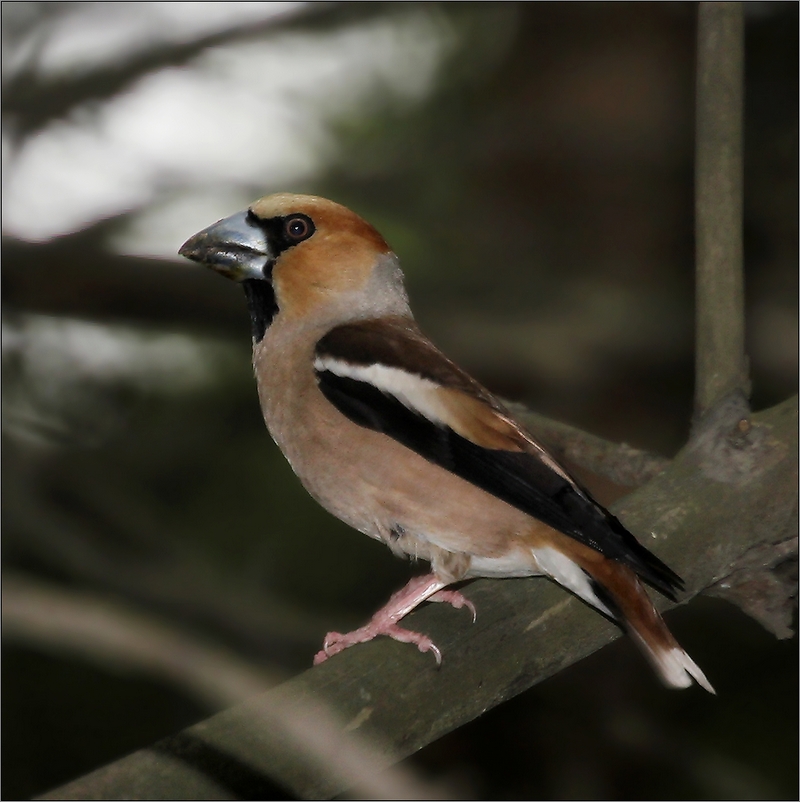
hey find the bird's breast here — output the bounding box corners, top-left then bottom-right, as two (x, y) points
(252, 325), (388, 538)
(250, 323), (538, 574)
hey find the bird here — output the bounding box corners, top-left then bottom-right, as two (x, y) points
(179, 192), (714, 692)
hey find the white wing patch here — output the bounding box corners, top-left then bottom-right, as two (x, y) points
(314, 356), (455, 428)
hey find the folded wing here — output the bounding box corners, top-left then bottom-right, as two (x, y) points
(314, 317), (682, 600)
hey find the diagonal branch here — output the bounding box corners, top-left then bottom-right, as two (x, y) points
(2, 573), (280, 709)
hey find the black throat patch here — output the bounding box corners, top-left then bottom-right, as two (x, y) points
(242, 279), (278, 343)
(238, 213), (315, 343)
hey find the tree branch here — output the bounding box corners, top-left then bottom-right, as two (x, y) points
(694, 2), (748, 422)
(40, 396), (797, 801)
(706, 537), (798, 639)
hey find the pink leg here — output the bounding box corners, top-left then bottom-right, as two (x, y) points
(313, 574), (475, 666)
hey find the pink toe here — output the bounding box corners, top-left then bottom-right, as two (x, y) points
(428, 589), (477, 622)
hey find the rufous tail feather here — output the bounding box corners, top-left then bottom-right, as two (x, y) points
(533, 542), (715, 693)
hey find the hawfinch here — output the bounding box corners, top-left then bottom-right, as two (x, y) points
(180, 193), (713, 692)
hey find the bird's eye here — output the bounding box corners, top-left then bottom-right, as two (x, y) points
(284, 214), (314, 243)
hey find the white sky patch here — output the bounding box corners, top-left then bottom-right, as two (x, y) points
(3, 313), (227, 393)
(3, 8), (454, 248)
(111, 188), (260, 263)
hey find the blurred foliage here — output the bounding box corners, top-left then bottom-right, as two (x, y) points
(2, 2), (796, 799)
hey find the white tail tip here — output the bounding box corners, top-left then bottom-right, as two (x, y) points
(657, 646), (716, 694)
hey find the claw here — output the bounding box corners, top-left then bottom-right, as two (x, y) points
(427, 641), (442, 666)
(428, 588), (477, 623)
(323, 631), (341, 653)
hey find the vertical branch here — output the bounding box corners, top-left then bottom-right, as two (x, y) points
(694, 2), (748, 423)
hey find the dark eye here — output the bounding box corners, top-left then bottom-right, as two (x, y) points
(284, 214), (314, 242)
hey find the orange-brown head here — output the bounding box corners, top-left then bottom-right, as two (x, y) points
(180, 193), (408, 338)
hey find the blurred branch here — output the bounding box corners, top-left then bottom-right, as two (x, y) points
(41, 396), (797, 800)
(2, 230), (246, 335)
(3, 573), (280, 709)
(2, 428), (334, 666)
(2, 5), (316, 138)
(3, 2), (423, 139)
(6, 579), (448, 802)
(4, 471), (325, 665)
(39, 695), (451, 801)
(694, 2), (748, 424)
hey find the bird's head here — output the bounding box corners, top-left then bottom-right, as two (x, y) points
(179, 193), (409, 338)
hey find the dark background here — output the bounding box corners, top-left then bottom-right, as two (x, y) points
(3, 3), (797, 799)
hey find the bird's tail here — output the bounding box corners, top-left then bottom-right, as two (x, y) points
(532, 544), (715, 693)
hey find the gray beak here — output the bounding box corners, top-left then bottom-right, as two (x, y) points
(179, 211), (271, 281)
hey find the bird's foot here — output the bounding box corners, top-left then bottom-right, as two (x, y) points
(313, 622), (442, 666)
(312, 573), (476, 666)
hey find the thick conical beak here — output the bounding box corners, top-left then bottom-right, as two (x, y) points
(179, 211), (271, 282)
